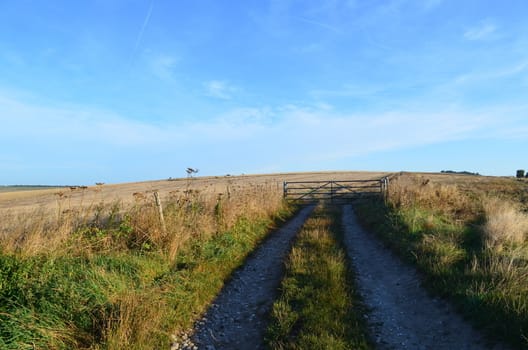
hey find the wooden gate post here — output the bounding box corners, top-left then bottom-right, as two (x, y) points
(380, 177), (389, 203)
(153, 191), (167, 236)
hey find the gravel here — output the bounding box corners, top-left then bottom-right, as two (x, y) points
(341, 204), (507, 350)
(171, 205), (315, 350)
(171, 203), (509, 350)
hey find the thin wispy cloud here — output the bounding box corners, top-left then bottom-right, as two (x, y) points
(0, 94), (164, 147)
(204, 80), (237, 100)
(295, 16), (342, 34)
(452, 59), (528, 86)
(149, 54), (178, 80)
(127, 0), (154, 71)
(133, 0), (154, 52)
(464, 21), (497, 41)
(310, 83), (386, 99)
(499, 60), (528, 77)
(1, 92), (521, 165)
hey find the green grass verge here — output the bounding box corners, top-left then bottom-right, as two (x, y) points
(266, 204), (371, 350)
(0, 207), (295, 349)
(354, 198), (528, 349)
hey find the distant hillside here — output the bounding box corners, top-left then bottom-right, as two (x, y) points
(440, 170), (481, 176)
(0, 185), (66, 193)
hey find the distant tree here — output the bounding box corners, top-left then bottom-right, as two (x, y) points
(441, 170), (480, 176)
(516, 169), (525, 178)
(186, 168), (199, 178)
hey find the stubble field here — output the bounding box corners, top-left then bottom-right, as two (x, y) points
(0, 171), (388, 213)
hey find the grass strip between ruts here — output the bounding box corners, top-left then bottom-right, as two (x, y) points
(266, 204), (371, 350)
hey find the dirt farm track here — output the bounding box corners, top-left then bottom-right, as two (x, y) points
(0, 171), (389, 213)
(1, 171), (521, 349)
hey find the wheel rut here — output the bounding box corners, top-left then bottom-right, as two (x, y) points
(341, 204), (507, 350)
(173, 205), (315, 350)
(173, 204), (508, 350)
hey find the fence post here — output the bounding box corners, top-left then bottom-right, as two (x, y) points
(283, 181), (287, 198)
(380, 177), (389, 203)
(385, 177), (390, 202)
(153, 191), (167, 236)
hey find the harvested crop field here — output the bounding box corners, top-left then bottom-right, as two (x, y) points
(0, 171), (388, 213)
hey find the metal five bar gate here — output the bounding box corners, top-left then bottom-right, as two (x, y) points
(283, 177), (389, 202)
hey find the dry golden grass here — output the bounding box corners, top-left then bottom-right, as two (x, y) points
(0, 181), (281, 255)
(0, 171), (387, 213)
(387, 173), (476, 221)
(482, 197), (528, 249)
(104, 289), (167, 350)
(0, 207), (74, 256)
(356, 172), (528, 348)
(0, 183), (289, 349)
(0, 171), (387, 257)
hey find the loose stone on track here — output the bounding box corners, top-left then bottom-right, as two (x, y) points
(341, 204), (506, 350)
(172, 205), (314, 350)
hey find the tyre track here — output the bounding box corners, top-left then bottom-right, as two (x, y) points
(173, 205), (315, 350)
(341, 204), (506, 350)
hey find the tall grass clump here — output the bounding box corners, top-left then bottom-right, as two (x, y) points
(266, 204), (371, 350)
(354, 174), (528, 348)
(0, 182), (292, 349)
(482, 197), (528, 249)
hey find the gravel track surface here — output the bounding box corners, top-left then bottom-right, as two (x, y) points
(341, 204), (506, 350)
(173, 205), (315, 350)
(173, 203), (508, 350)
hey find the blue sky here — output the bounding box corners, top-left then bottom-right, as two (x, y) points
(1, 0), (527, 185)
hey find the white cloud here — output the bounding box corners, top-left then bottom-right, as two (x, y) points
(0, 93), (172, 148)
(269, 107), (484, 160)
(1, 89), (526, 181)
(464, 21), (497, 41)
(0, 92), (518, 153)
(310, 83), (386, 99)
(149, 54), (179, 80)
(451, 59), (528, 86)
(498, 60), (528, 77)
(204, 80), (237, 100)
